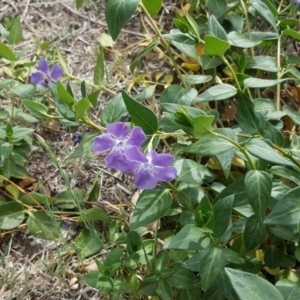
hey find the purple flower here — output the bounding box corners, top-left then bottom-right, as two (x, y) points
(294, 0), (300, 7)
(31, 59), (63, 87)
(124, 147), (177, 189)
(92, 122), (146, 173)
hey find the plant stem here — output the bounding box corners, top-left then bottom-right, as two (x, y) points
(222, 56), (241, 90)
(139, 3), (188, 88)
(276, 35), (281, 111)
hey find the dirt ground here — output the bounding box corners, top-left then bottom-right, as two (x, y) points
(0, 0), (181, 299)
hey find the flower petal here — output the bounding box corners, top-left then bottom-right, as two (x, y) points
(92, 134), (116, 154)
(107, 122), (131, 141)
(153, 166), (177, 182)
(126, 126), (146, 147)
(30, 72), (44, 85)
(37, 59), (50, 75)
(134, 168), (158, 189)
(105, 152), (138, 173)
(124, 147), (148, 164)
(50, 64), (63, 81)
(150, 151), (174, 167)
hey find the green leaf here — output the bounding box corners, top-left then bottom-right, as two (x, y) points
(27, 211), (59, 240)
(0, 202), (24, 230)
(0, 142), (13, 160)
(247, 56), (280, 72)
(264, 187), (300, 230)
(142, 0), (162, 16)
(168, 267), (196, 289)
(57, 81), (75, 107)
(122, 91), (158, 134)
(195, 195), (214, 228)
(212, 195), (234, 237)
(23, 99), (48, 118)
(76, 0), (85, 9)
(216, 149), (236, 178)
(8, 17), (22, 45)
(75, 98), (90, 121)
(262, 121), (285, 147)
(181, 74), (212, 85)
(245, 170), (272, 223)
(101, 93), (126, 125)
(246, 138), (294, 167)
(10, 84), (35, 99)
(251, 0), (277, 31)
(130, 187), (172, 230)
(192, 84), (237, 103)
(94, 48), (105, 85)
(244, 78), (289, 88)
(237, 90), (266, 134)
(227, 31), (262, 48)
(207, 15), (228, 41)
(173, 159), (207, 184)
(282, 29), (300, 41)
(193, 115), (214, 136)
(283, 105), (300, 125)
(0, 42), (15, 61)
(264, 245), (282, 269)
(185, 131), (236, 156)
(244, 214), (267, 252)
(105, 0), (141, 40)
(75, 228), (104, 257)
(207, 0), (227, 18)
(204, 35), (230, 57)
(87, 89), (100, 108)
(156, 279), (172, 300)
(269, 166), (300, 186)
(164, 224), (210, 250)
(198, 55), (223, 70)
(78, 208), (110, 223)
(276, 280), (300, 300)
(160, 85), (197, 105)
(177, 183), (205, 208)
(225, 268), (284, 300)
(199, 246), (226, 291)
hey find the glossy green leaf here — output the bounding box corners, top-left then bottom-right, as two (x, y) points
(264, 187), (300, 230)
(105, 0), (141, 40)
(245, 170), (272, 223)
(75, 228), (104, 257)
(199, 246), (226, 291)
(264, 245), (282, 269)
(195, 195), (214, 228)
(282, 29), (300, 41)
(156, 279), (172, 300)
(192, 84), (237, 103)
(198, 55), (223, 70)
(262, 122), (285, 147)
(207, 15), (227, 41)
(247, 56), (280, 72)
(212, 195), (233, 237)
(246, 138), (294, 167)
(251, 0), (277, 31)
(244, 215), (267, 252)
(75, 98), (90, 121)
(177, 183), (205, 208)
(269, 166), (300, 186)
(181, 74), (212, 85)
(276, 280), (300, 300)
(175, 287), (201, 300)
(8, 17), (22, 45)
(160, 85), (197, 105)
(130, 187), (172, 230)
(207, 0), (227, 18)
(122, 91), (158, 134)
(216, 148), (236, 179)
(244, 78), (289, 88)
(283, 105), (300, 125)
(185, 133), (234, 156)
(168, 267), (196, 289)
(142, 0), (162, 16)
(237, 90), (266, 134)
(193, 115), (214, 136)
(204, 35), (230, 57)
(227, 31), (262, 48)
(27, 211), (59, 240)
(164, 224), (210, 250)
(173, 159), (206, 184)
(57, 81), (75, 107)
(0, 202), (24, 230)
(225, 268), (284, 300)
(0, 42), (15, 61)
(101, 93), (126, 125)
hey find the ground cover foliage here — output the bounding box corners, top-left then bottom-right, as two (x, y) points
(2, 0), (300, 299)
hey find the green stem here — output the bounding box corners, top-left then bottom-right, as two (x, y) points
(276, 35), (281, 111)
(139, 3), (188, 88)
(222, 56), (241, 90)
(273, 144), (300, 168)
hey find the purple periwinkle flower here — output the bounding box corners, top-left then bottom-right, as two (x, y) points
(124, 147), (177, 189)
(92, 122), (146, 173)
(294, 0), (300, 7)
(31, 59), (63, 87)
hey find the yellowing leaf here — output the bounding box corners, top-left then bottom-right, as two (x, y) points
(196, 44), (205, 56)
(155, 71), (164, 81)
(264, 266), (280, 276)
(164, 74), (174, 87)
(182, 63), (200, 71)
(99, 33), (115, 48)
(206, 158), (222, 170)
(223, 64), (238, 80)
(232, 156), (245, 168)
